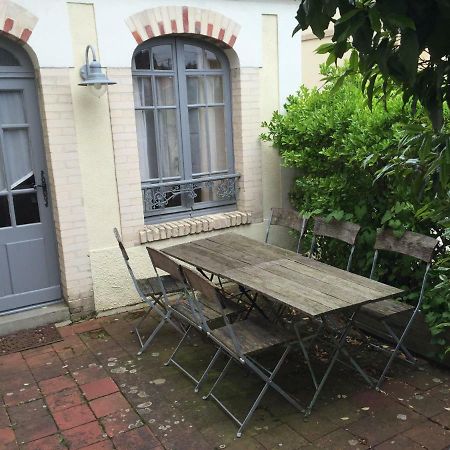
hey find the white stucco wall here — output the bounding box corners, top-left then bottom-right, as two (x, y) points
(18, 0), (301, 105)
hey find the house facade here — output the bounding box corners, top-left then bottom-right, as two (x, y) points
(0, 0), (303, 324)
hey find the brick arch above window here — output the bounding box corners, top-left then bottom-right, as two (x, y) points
(125, 6), (241, 48)
(0, 0), (38, 43)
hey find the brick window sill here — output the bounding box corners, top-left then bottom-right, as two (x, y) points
(139, 211), (252, 244)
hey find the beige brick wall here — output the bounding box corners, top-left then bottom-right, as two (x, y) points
(107, 68), (145, 246)
(38, 68), (94, 320)
(232, 67), (263, 221)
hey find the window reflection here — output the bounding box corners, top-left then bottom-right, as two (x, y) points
(135, 50), (150, 70)
(152, 45), (173, 70)
(184, 45), (203, 69)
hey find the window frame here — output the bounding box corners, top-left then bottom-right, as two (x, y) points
(132, 36), (238, 222)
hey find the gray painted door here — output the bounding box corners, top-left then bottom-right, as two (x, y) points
(0, 46), (60, 313)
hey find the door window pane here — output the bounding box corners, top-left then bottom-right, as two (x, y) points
(205, 50), (221, 69)
(0, 91), (25, 124)
(3, 128), (33, 190)
(135, 49), (150, 69)
(187, 77), (205, 105)
(0, 196), (11, 227)
(136, 110), (158, 180)
(189, 107), (209, 174)
(155, 77), (176, 106)
(205, 76), (224, 104)
(13, 192), (40, 225)
(185, 45), (203, 69)
(133, 77), (153, 107)
(157, 109), (180, 178)
(208, 107), (227, 171)
(152, 45), (173, 70)
(12, 173), (35, 191)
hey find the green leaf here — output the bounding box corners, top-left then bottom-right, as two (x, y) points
(349, 50), (359, 71)
(316, 43), (335, 55)
(366, 73), (377, 110)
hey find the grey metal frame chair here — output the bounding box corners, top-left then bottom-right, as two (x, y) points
(309, 217), (361, 271)
(265, 208), (308, 253)
(182, 267), (305, 438)
(296, 217), (366, 399)
(113, 228), (184, 355)
(148, 248), (243, 392)
(359, 229), (438, 389)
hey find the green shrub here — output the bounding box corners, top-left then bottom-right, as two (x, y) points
(261, 66), (449, 355)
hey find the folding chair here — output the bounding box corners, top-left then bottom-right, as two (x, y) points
(358, 229), (438, 389)
(113, 228), (184, 355)
(148, 248), (243, 392)
(289, 218), (365, 397)
(265, 207), (308, 253)
(183, 267), (305, 437)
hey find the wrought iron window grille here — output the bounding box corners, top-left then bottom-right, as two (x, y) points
(142, 173), (240, 218)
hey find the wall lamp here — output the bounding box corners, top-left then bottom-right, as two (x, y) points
(79, 45), (116, 97)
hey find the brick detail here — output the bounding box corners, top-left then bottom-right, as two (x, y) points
(106, 68), (145, 246)
(3, 18), (13, 32)
(0, 1), (38, 43)
(125, 6), (241, 47)
(139, 211), (252, 244)
(38, 68), (95, 320)
(182, 6), (189, 32)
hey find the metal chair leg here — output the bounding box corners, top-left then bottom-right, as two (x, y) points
(194, 347), (222, 392)
(376, 311), (420, 390)
(203, 356), (233, 401)
(305, 312), (356, 416)
(203, 346), (304, 438)
(134, 307), (153, 337)
(383, 321), (416, 363)
(294, 322), (318, 389)
(137, 318), (166, 356)
(165, 325), (192, 366)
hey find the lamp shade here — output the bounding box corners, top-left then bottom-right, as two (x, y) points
(78, 45), (116, 88)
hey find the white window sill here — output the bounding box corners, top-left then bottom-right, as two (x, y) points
(139, 211), (252, 244)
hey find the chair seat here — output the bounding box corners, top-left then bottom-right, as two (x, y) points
(172, 295), (243, 325)
(212, 318), (294, 356)
(137, 275), (184, 298)
(361, 299), (414, 319)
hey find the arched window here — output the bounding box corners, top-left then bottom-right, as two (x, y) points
(132, 37), (237, 221)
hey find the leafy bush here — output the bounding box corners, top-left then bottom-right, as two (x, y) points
(261, 66), (449, 355)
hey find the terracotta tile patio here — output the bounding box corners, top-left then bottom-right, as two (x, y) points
(0, 310), (449, 449)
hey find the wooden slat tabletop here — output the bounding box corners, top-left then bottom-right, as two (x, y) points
(162, 233), (403, 318)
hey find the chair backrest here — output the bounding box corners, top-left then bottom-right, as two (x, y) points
(146, 247), (184, 282)
(373, 229), (437, 264)
(370, 229), (438, 309)
(310, 217), (361, 271)
(113, 227), (148, 300)
(265, 208), (308, 253)
(182, 266), (243, 357)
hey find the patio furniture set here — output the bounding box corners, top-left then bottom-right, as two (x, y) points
(114, 208), (438, 438)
